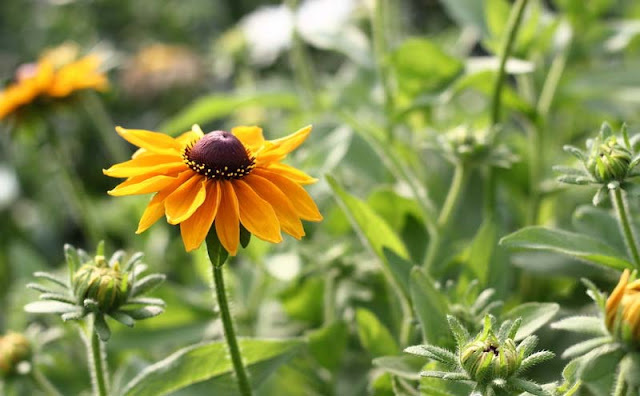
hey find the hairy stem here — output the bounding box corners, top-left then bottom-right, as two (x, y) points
(208, 253), (252, 396)
(82, 319), (109, 396)
(611, 186), (640, 268)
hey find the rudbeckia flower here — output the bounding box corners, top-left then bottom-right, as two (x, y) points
(606, 269), (640, 345)
(0, 47), (108, 120)
(104, 125), (323, 254)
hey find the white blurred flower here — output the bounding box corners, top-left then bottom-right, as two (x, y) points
(0, 164), (19, 210)
(240, 5), (295, 66)
(296, 0), (355, 48)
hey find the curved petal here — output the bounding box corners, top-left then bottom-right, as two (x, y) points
(234, 179), (282, 243)
(606, 269), (630, 328)
(116, 126), (182, 155)
(165, 174), (207, 224)
(232, 126), (265, 152)
(215, 180), (240, 255)
(135, 171), (193, 233)
(103, 154), (186, 178)
(257, 125), (311, 163)
(264, 163), (317, 185)
(108, 174), (179, 196)
(253, 169), (322, 221)
(245, 174), (304, 239)
(180, 182), (221, 251)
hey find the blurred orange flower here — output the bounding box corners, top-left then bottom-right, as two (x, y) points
(0, 44), (108, 120)
(606, 269), (640, 346)
(104, 125), (322, 254)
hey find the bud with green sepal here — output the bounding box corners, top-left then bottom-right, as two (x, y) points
(25, 241), (166, 341)
(405, 314), (555, 395)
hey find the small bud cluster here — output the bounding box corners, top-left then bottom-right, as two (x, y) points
(26, 242), (166, 341)
(405, 315), (554, 395)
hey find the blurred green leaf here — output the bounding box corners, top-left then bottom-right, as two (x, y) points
(355, 308), (398, 358)
(372, 355), (424, 380)
(159, 92), (300, 135)
(279, 276), (324, 326)
(409, 267), (451, 347)
(501, 302), (559, 341)
(391, 38), (463, 98)
(122, 338), (304, 396)
(307, 321), (348, 372)
(499, 226), (634, 271)
(466, 218), (498, 285)
(439, 0), (487, 34)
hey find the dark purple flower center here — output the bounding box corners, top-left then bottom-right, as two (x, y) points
(183, 131), (255, 180)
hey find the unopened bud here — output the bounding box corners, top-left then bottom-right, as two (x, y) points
(72, 256), (129, 312)
(586, 136), (632, 183)
(0, 332), (31, 378)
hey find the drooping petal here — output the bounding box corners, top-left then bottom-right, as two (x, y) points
(256, 125), (311, 163)
(234, 179), (282, 243)
(253, 169), (322, 221)
(136, 171), (193, 233)
(265, 163), (317, 185)
(164, 174), (207, 224)
(107, 174), (179, 196)
(245, 174), (304, 239)
(180, 182), (221, 251)
(215, 180), (240, 255)
(115, 126), (182, 155)
(103, 154), (186, 178)
(232, 126), (265, 152)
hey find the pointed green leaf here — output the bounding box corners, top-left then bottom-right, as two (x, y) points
(373, 355), (425, 380)
(355, 308), (398, 358)
(502, 302), (559, 341)
(499, 226), (634, 271)
(410, 267), (450, 346)
(307, 321), (348, 371)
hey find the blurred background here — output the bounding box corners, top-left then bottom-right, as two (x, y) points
(2, 0), (640, 394)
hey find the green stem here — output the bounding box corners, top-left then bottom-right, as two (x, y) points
(372, 0), (395, 141)
(205, 235), (252, 396)
(485, 0), (529, 220)
(80, 92), (129, 163)
(424, 164), (469, 270)
(83, 319), (108, 396)
(323, 268), (337, 324)
(611, 186), (640, 268)
(31, 367), (63, 396)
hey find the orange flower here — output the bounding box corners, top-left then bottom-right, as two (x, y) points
(104, 125), (322, 254)
(605, 269), (640, 346)
(0, 49), (107, 120)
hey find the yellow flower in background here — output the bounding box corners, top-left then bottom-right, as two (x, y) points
(104, 125), (322, 254)
(0, 43), (108, 120)
(606, 269), (640, 346)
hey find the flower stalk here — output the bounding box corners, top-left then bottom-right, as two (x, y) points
(206, 234), (252, 396)
(31, 367), (62, 396)
(83, 319), (109, 396)
(610, 184), (640, 268)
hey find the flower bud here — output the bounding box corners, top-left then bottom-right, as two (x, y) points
(605, 269), (640, 348)
(0, 332), (31, 378)
(460, 326), (520, 383)
(72, 255), (129, 312)
(586, 136), (632, 183)
(444, 127), (489, 162)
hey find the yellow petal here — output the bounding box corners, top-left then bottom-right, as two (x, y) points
(245, 174), (304, 239)
(115, 126), (182, 154)
(180, 182), (221, 251)
(606, 269), (631, 329)
(253, 169), (322, 221)
(103, 154), (186, 178)
(234, 179), (282, 243)
(232, 126), (265, 152)
(165, 175), (207, 224)
(215, 180), (240, 255)
(135, 171), (193, 233)
(257, 125), (311, 163)
(176, 126), (204, 146)
(265, 163), (317, 185)
(108, 174), (178, 196)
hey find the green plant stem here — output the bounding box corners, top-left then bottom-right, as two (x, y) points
(323, 268), (337, 324)
(83, 319), (109, 396)
(424, 164), (469, 270)
(611, 187), (640, 268)
(31, 367), (63, 396)
(485, 0), (529, 220)
(212, 263), (252, 396)
(372, 0), (395, 141)
(80, 92), (129, 163)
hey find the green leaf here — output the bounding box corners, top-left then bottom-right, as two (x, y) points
(501, 302), (559, 341)
(439, 0), (487, 33)
(158, 92), (300, 135)
(24, 301), (78, 314)
(409, 267), (451, 346)
(131, 274), (166, 297)
(307, 321), (348, 371)
(467, 218), (498, 285)
(94, 314), (112, 341)
(205, 232), (229, 268)
(373, 355), (424, 380)
(499, 226), (634, 271)
(355, 308), (398, 358)
(391, 38), (463, 97)
(578, 343), (624, 382)
(550, 316), (607, 336)
(122, 338), (304, 396)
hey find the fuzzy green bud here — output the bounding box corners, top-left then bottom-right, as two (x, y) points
(0, 332), (31, 378)
(586, 136), (632, 182)
(445, 127), (489, 162)
(460, 331), (520, 383)
(72, 255), (129, 312)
